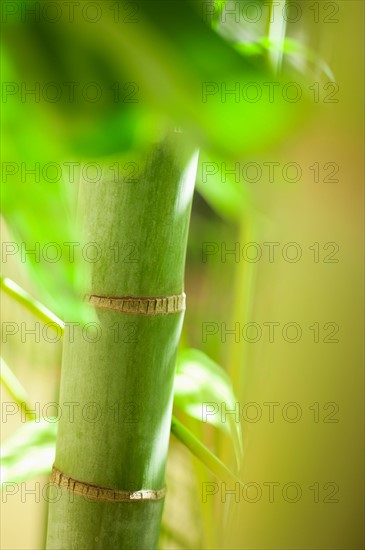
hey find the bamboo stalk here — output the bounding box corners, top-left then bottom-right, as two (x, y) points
(2, 277), (247, 484)
(46, 132), (199, 549)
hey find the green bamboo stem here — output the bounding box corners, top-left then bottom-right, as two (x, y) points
(2, 277), (244, 486)
(46, 132), (199, 549)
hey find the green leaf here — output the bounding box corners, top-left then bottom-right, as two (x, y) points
(174, 348), (243, 469)
(195, 151), (249, 221)
(171, 415), (243, 487)
(0, 414), (242, 488)
(1, 420), (57, 484)
(0, 357), (29, 408)
(1, 0), (299, 159)
(0, 276), (64, 330)
(1, 1), (307, 319)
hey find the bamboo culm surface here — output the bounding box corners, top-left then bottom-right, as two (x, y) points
(46, 132), (198, 549)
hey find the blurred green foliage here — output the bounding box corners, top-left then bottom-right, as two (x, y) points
(1, 0), (310, 318)
(1, 3), (325, 547)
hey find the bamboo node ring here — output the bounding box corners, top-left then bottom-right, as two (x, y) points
(50, 466), (166, 503)
(85, 293), (186, 315)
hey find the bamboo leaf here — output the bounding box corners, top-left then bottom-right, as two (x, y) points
(0, 420), (57, 484)
(174, 348), (243, 469)
(0, 276), (64, 330)
(234, 37), (335, 81)
(0, 357), (29, 406)
(2, 0), (298, 159)
(0, 357), (37, 421)
(0, 415), (242, 489)
(195, 151), (249, 221)
(171, 415), (243, 487)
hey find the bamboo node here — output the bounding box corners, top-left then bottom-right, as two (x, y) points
(85, 293), (186, 315)
(50, 466), (166, 502)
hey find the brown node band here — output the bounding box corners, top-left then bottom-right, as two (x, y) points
(85, 293), (185, 315)
(50, 466), (166, 502)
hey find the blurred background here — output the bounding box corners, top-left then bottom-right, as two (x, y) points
(1, 1), (364, 549)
